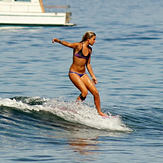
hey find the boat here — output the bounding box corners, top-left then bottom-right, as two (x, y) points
(0, 0), (74, 26)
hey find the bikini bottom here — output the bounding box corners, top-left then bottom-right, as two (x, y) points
(69, 71), (85, 78)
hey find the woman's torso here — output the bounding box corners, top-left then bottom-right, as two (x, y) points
(69, 43), (91, 73)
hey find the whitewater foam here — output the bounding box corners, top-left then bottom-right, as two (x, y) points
(0, 97), (132, 132)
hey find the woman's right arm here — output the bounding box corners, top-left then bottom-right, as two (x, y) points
(52, 38), (78, 49)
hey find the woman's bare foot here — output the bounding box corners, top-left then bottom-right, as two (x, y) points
(98, 112), (109, 117)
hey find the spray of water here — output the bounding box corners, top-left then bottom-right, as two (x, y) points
(0, 97), (132, 132)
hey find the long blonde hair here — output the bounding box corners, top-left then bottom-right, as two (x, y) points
(81, 31), (96, 42)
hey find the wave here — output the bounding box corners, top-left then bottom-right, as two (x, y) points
(0, 97), (132, 132)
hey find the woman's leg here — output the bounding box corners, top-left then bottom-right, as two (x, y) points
(81, 74), (108, 116)
(69, 73), (88, 101)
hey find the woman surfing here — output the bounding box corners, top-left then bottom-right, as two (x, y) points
(52, 31), (108, 117)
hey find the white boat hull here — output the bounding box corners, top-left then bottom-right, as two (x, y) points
(0, 12), (74, 26)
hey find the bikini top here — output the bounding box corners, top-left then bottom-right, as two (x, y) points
(74, 44), (90, 60)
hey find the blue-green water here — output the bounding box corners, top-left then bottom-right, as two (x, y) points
(0, 0), (163, 162)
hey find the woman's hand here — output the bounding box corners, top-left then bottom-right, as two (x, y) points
(52, 38), (60, 43)
(92, 77), (98, 84)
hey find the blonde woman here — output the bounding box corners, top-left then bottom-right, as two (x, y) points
(52, 31), (108, 117)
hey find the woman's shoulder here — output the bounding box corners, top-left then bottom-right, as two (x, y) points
(72, 42), (81, 47)
(74, 42), (83, 50)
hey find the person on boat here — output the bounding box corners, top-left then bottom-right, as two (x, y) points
(52, 31), (108, 117)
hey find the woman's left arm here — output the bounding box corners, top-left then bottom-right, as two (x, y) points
(86, 54), (98, 84)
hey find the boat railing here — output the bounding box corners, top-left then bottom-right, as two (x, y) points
(44, 5), (70, 13)
(44, 5), (70, 9)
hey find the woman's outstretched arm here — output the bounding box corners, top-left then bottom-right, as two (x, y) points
(52, 38), (78, 49)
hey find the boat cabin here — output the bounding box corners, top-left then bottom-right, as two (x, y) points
(0, 0), (44, 13)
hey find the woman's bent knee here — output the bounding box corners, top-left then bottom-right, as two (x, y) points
(82, 90), (88, 97)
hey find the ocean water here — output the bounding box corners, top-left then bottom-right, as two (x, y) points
(0, 0), (163, 162)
